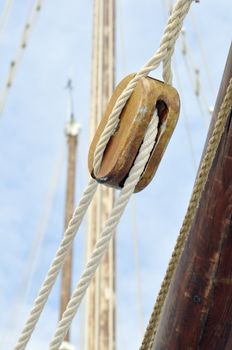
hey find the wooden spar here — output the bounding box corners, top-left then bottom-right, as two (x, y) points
(60, 80), (80, 343)
(152, 44), (232, 349)
(85, 1), (116, 350)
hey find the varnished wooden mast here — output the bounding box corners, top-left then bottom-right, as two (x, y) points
(152, 44), (232, 349)
(60, 80), (80, 345)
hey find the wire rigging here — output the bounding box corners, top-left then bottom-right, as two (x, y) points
(0, 0), (13, 41)
(0, 0), (43, 116)
(163, 0), (213, 127)
(180, 29), (211, 119)
(0, 146), (65, 348)
(180, 29), (209, 127)
(173, 59), (197, 170)
(131, 197), (145, 337)
(189, 12), (216, 95)
(180, 31), (209, 128)
(161, 0), (197, 171)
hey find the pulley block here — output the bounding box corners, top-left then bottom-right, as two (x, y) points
(88, 74), (180, 192)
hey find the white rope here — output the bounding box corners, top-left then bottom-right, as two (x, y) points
(48, 111), (159, 350)
(14, 178), (97, 350)
(93, 0), (193, 174)
(14, 1), (194, 348)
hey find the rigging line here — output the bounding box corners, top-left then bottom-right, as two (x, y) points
(48, 111), (159, 350)
(173, 59), (197, 171)
(181, 29), (212, 118)
(180, 37), (208, 129)
(84, 0), (101, 347)
(0, 0), (13, 40)
(131, 197), (145, 337)
(1, 147), (65, 342)
(163, 0), (212, 119)
(118, 0), (127, 75)
(0, 145), (65, 347)
(95, 0), (104, 348)
(0, 0), (43, 116)
(161, 0), (197, 171)
(189, 11), (216, 95)
(21, 146), (65, 304)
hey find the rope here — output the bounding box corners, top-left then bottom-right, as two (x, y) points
(48, 111), (159, 350)
(182, 29), (211, 119)
(0, 0), (13, 40)
(140, 77), (232, 350)
(14, 1), (194, 348)
(180, 30), (208, 128)
(131, 197), (145, 336)
(0, 0), (43, 116)
(93, 0), (193, 174)
(190, 12), (216, 95)
(0, 147), (64, 347)
(173, 59), (197, 170)
(14, 178), (98, 350)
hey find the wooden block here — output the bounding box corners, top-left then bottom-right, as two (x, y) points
(88, 74), (180, 192)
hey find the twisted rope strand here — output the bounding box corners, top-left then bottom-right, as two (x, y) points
(140, 78), (232, 350)
(48, 112), (159, 350)
(14, 179), (98, 350)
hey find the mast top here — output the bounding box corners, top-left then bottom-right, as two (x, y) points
(64, 78), (81, 137)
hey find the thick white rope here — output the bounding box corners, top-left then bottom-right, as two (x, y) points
(14, 1), (194, 348)
(14, 178), (97, 350)
(93, 0), (193, 174)
(48, 111), (159, 350)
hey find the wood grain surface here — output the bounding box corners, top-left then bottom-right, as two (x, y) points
(152, 43), (232, 350)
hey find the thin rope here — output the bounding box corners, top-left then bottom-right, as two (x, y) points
(180, 31), (208, 128)
(140, 77), (232, 350)
(1, 146), (64, 347)
(173, 59), (197, 170)
(14, 178), (98, 350)
(0, 0), (13, 40)
(48, 111), (159, 350)
(0, 0), (43, 116)
(93, 0), (193, 175)
(131, 197), (145, 336)
(181, 29), (211, 120)
(190, 12), (216, 95)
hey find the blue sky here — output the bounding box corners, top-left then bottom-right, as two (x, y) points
(0, 0), (231, 349)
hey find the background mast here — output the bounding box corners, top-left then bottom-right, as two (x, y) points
(85, 0), (116, 349)
(60, 79), (80, 349)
